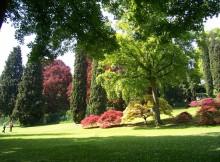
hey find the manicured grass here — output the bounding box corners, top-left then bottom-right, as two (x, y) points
(0, 107), (220, 162)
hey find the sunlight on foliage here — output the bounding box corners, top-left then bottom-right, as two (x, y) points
(122, 95), (173, 123)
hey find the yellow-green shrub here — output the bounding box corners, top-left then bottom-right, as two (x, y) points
(122, 95), (173, 122)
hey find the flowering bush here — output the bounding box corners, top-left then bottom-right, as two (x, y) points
(173, 112), (192, 123)
(98, 110), (123, 128)
(216, 93), (220, 103)
(196, 103), (220, 125)
(81, 115), (100, 128)
(201, 98), (215, 106)
(188, 100), (202, 107)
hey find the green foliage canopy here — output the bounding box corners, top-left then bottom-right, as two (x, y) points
(98, 20), (189, 100)
(3, 0), (117, 60)
(98, 19), (189, 125)
(103, 0), (220, 39)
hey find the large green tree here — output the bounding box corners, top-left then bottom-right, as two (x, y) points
(2, 0), (117, 60)
(0, 46), (23, 116)
(98, 20), (189, 125)
(13, 48), (44, 126)
(88, 60), (107, 115)
(97, 0), (220, 125)
(70, 44), (88, 123)
(103, 0), (220, 39)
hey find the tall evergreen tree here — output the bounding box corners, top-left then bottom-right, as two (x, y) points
(13, 58), (44, 126)
(88, 60), (107, 115)
(0, 46), (23, 116)
(197, 33), (214, 97)
(208, 29), (220, 92)
(70, 45), (88, 123)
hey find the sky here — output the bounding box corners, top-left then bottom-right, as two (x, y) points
(0, 16), (220, 74)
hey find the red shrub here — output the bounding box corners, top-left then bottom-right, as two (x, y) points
(188, 101), (201, 107)
(217, 93), (220, 103)
(196, 104), (220, 125)
(98, 110), (123, 128)
(81, 115), (100, 128)
(173, 112), (192, 123)
(201, 98), (215, 106)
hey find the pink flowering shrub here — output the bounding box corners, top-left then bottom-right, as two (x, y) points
(173, 112), (193, 123)
(201, 98), (215, 106)
(217, 93), (220, 103)
(188, 101), (202, 107)
(81, 115), (100, 128)
(188, 98), (215, 107)
(98, 110), (123, 128)
(196, 103), (220, 125)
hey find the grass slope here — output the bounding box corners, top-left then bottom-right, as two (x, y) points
(0, 107), (220, 162)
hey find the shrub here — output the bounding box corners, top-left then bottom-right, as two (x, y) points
(196, 103), (220, 125)
(216, 93), (220, 103)
(122, 95), (173, 123)
(188, 100), (202, 107)
(81, 115), (100, 128)
(43, 112), (66, 124)
(173, 112), (192, 123)
(201, 98), (215, 106)
(98, 110), (123, 128)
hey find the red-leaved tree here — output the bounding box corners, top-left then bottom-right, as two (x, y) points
(86, 57), (92, 102)
(43, 60), (72, 113)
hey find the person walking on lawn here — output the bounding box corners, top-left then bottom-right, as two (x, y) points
(2, 121), (8, 133)
(9, 120), (14, 132)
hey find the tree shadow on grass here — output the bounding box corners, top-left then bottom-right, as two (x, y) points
(0, 134), (219, 162)
(122, 118), (220, 130)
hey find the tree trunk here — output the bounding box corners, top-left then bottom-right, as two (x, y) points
(0, 0), (8, 29)
(150, 78), (163, 126)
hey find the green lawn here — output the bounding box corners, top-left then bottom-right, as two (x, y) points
(0, 107), (220, 162)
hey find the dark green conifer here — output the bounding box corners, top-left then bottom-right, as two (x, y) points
(70, 45), (88, 123)
(197, 32), (214, 97)
(14, 57), (44, 126)
(88, 60), (107, 115)
(0, 46), (23, 116)
(208, 29), (220, 92)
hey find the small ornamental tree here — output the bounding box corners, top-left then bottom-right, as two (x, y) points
(122, 95), (173, 124)
(98, 110), (123, 128)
